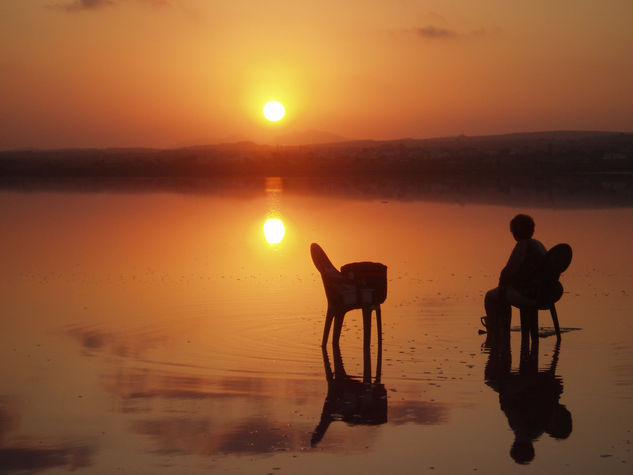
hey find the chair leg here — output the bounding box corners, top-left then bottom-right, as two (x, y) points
(530, 311), (539, 343)
(362, 307), (372, 383)
(519, 308), (529, 348)
(520, 307), (538, 344)
(332, 312), (345, 347)
(375, 305), (382, 346)
(550, 304), (561, 341)
(321, 307), (335, 348)
(375, 305), (382, 384)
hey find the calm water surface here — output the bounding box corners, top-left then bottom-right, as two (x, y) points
(1, 180), (633, 473)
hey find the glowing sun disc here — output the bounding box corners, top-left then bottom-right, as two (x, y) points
(263, 101), (285, 122)
(264, 218), (285, 244)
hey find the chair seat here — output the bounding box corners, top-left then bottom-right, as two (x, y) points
(340, 262), (387, 305)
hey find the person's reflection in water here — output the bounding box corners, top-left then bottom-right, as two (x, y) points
(311, 329), (387, 447)
(484, 340), (572, 464)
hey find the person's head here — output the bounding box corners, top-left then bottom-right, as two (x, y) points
(510, 214), (535, 240)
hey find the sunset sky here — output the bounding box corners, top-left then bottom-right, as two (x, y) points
(1, 0), (632, 149)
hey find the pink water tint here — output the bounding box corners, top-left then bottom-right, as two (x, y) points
(0, 188), (632, 473)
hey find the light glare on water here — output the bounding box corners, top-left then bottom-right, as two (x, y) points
(264, 218), (285, 245)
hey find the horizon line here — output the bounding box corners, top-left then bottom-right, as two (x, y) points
(2, 129), (632, 153)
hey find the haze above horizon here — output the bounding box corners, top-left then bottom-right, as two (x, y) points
(1, 1), (632, 149)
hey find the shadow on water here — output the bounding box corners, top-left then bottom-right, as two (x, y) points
(483, 341), (572, 464)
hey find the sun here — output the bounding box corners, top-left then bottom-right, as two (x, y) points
(264, 218), (285, 245)
(263, 101), (285, 122)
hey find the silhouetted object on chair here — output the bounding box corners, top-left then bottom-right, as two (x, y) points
(310, 243), (387, 349)
(484, 340), (572, 464)
(482, 214), (572, 345)
(514, 243), (572, 344)
(311, 324), (387, 447)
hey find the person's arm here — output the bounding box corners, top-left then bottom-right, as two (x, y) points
(499, 240), (527, 286)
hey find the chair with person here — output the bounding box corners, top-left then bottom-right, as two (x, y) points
(481, 214), (572, 346)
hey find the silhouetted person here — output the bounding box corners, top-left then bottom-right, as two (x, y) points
(483, 214), (546, 345)
(484, 340), (572, 464)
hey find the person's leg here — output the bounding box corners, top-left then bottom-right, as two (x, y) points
(520, 308), (533, 351)
(485, 287), (511, 343)
(507, 287), (538, 346)
(505, 287), (536, 308)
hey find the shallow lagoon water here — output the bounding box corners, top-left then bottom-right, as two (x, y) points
(1, 179), (633, 473)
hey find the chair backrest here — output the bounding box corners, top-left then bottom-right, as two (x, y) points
(311, 243), (388, 306)
(310, 243), (338, 276)
(541, 243), (573, 281)
(310, 243), (345, 304)
(535, 243), (572, 308)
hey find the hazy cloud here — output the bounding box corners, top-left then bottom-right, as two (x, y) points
(55, 0), (171, 12)
(410, 25), (498, 41)
(62, 0), (114, 11)
(416, 25), (459, 39)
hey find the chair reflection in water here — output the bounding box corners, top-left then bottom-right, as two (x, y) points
(310, 243), (388, 446)
(311, 326), (387, 447)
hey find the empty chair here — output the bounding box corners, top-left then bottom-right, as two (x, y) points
(514, 243), (572, 342)
(310, 243), (387, 350)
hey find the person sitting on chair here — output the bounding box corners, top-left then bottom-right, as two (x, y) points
(483, 214), (546, 344)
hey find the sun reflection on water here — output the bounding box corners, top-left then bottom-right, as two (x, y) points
(264, 177), (285, 246)
(264, 218), (285, 245)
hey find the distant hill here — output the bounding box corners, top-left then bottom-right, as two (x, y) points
(294, 130), (627, 149)
(272, 129), (348, 146)
(2, 130), (633, 207)
(1, 130), (632, 180)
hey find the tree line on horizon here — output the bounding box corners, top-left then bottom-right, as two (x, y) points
(1, 131), (632, 179)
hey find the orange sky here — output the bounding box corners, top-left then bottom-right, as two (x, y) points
(1, 0), (632, 149)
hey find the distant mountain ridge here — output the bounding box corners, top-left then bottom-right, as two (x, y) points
(2, 130), (632, 208)
(3, 130), (629, 153)
(271, 129), (348, 146)
(1, 129), (632, 179)
(209, 129), (631, 150)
